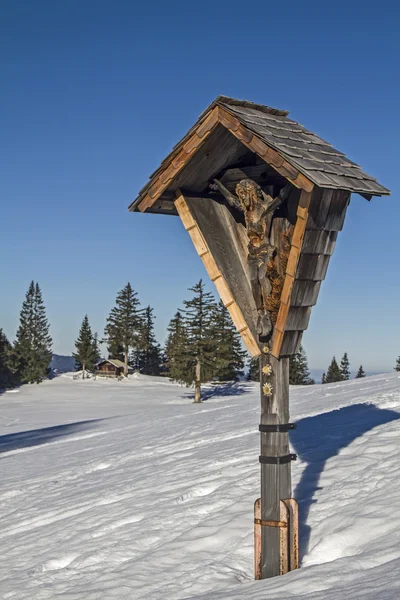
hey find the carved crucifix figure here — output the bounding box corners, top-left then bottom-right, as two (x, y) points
(211, 178), (290, 339)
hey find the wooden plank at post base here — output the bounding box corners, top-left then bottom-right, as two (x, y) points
(283, 498), (299, 571)
(280, 500), (290, 575)
(254, 498), (262, 580)
(175, 193), (261, 357)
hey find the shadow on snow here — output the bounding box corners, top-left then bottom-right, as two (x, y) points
(291, 403), (400, 561)
(183, 381), (249, 402)
(0, 418), (104, 455)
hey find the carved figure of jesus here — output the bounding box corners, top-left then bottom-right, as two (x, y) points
(211, 178), (290, 338)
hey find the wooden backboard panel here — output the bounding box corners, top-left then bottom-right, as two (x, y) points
(175, 193), (261, 356)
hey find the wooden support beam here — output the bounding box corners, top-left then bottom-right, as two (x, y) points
(272, 189), (312, 358)
(259, 351), (291, 578)
(174, 192), (260, 356)
(137, 108), (220, 212)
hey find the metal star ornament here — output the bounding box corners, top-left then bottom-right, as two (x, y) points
(262, 364), (272, 376)
(262, 382), (273, 396)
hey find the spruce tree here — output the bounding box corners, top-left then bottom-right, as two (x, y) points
(134, 306), (161, 375)
(104, 283), (142, 376)
(92, 332), (101, 364)
(164, 311), (188, 381)
(183, 280), (217, 401)
(324, 356), (342, 383)
(168, 281), (217, 402)
(289, 345), (314, 385)
(395, 357), (400, 372)
(0, 329), (15, 389)
(73, 315), (99, 378)
(340, 352), (351, 380)
(211, 301), (246, 381)
(247, 357), (259, 382)
(356, 365), (366, 378)
(13, 281), (52, 384)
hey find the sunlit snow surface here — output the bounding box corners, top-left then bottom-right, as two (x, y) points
(1, 372), (400, 599)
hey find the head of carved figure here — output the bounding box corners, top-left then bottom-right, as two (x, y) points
(236, 179), (263, 211)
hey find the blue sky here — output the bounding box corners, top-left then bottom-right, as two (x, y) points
(1, 0), (399, 373)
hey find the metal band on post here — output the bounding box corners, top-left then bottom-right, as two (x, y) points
(259, 454), (297, 465)
(259, 423), (296, 433)
(254, 518), (288, 528)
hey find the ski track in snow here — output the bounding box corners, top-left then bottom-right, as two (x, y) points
(1, 372), (400, 598)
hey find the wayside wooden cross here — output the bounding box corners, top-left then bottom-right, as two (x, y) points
(129, 96), (389, 579)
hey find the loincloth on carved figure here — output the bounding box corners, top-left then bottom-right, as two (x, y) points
(247, 242), (276, 339)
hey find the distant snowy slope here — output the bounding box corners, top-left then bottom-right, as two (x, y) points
(50, 354), (76, 373)
(0, 373), (400, 599)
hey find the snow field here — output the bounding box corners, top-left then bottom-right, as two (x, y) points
(0, 372), (400, 598)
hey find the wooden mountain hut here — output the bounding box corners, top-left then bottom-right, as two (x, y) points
(129, 96), (389, 579)
(95, 359), (125, 379)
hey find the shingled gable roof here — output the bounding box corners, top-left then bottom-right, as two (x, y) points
(129, 95), (390, 212)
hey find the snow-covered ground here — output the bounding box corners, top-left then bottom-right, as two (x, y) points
(1, 372), (400, 599)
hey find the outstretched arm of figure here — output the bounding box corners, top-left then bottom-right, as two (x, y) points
(261, 183), (292, 218)
(210, 179), (243, 212)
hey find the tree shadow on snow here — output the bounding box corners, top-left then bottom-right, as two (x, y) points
(183, 381), (249, 402)
(0, 418), (104, 455)
(291, 403), (400, 561)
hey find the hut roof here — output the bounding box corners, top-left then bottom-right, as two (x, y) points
(129, 96), (389, 213)
(97, 359), (125, 369)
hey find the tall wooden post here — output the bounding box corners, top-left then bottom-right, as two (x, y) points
(259, 349), (292, 578)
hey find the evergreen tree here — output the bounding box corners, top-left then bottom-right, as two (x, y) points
(289, 345), (314, 385)
(395, 356), (400, 372)
(164, 311), (188, 381)
(13, 281), (52, 383)
(356, 365), (366, 378)
(247, 357), (259, 382)
(104, 283), (143, 376)
(0, 329), (15, 389)
(73, 315), (100, 378)
(107, 339), (124, 363)
(92, 332), (100, 362)
(321, 372), (326, 384)
(168, 280), (217, 402)
(340, 352), (351, 380)
(134, 306), (161, 375)
(324, 356), (342, 383)
(211, 301), (246, 381)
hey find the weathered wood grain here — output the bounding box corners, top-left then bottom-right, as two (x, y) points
(271, 189), (311, 358)
(285, 306), (312, 331)
(307, 188), (333, 229)
(325, 190), (351, 231)
(280, 331), (302, 356)
(254, 498), (262, 579)
(301, 230), (338, 255)
(291, 280), (321, 307)
(259, 354), (291, 578)
(296, 254), (330, 281)
(283, 498), (299, 571)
